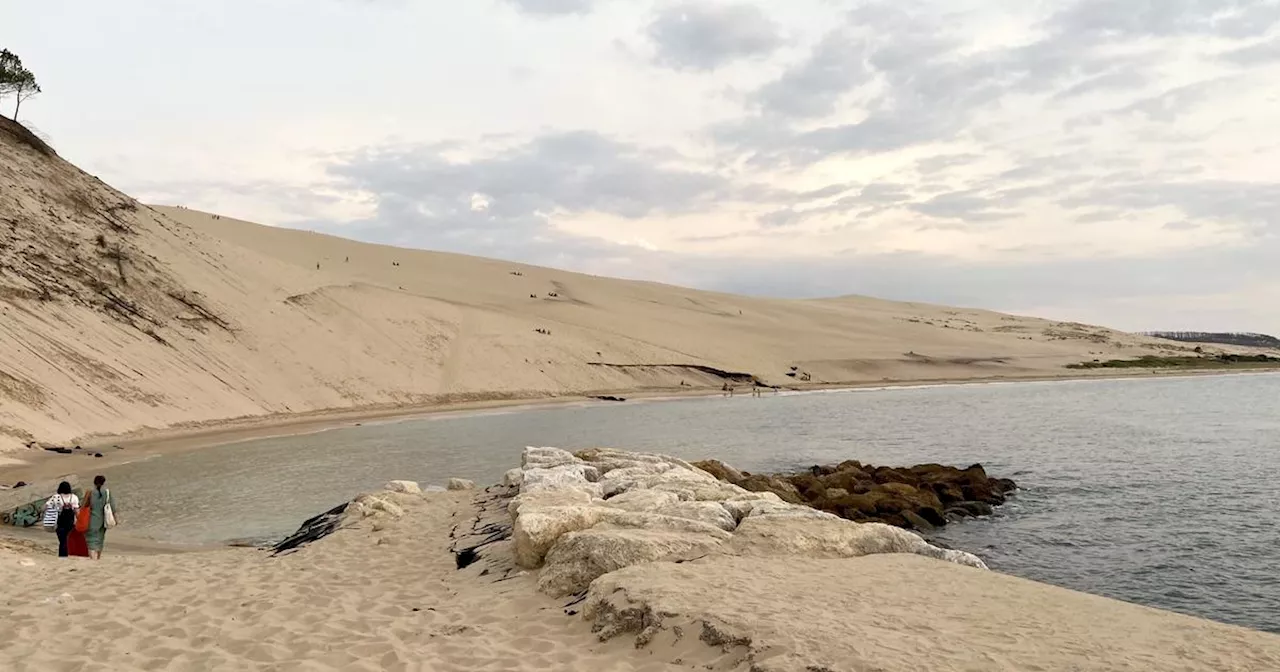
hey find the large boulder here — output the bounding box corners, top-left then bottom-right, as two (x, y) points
(383, 480), (421, 495)
(508, 488), (598, 518)
(658, 501), (738, 531)
(604, 511), (736, 538)
(737, 474), (804, 504)
(729, 516), (986, 570)
(603, 489), (681, 510)
(604, 491), (736, 530)
(447, 478), (476, 491)
(523, 446), (581, 470)
(522, 465), (603, 498)
(538, 528), (728, 596)
(648, 479), (751, 503)
(723, 498), (839, 524)
(502, 468), (524, 488)
(691, 459), (744, 483)
(512, 505), (622, 568)
(575, 448), (699, 474)
(697, 457), (1016, 530)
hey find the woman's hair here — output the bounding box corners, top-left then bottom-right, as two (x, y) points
(57, 481), (72, 495)
(93, 475), (106, 488)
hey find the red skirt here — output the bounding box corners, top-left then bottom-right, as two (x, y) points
(67, 529), (89, 557)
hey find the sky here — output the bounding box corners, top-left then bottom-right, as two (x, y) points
(5, 0), (1280, 334)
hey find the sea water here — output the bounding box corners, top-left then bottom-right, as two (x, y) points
(106, 373), (1280, 632)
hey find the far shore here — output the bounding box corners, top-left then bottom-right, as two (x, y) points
(3, 366), (1277, 487)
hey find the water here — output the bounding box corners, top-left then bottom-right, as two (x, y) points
(106, 373), (1280, 633)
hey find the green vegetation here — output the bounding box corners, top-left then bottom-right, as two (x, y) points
(1144, 331), (1280, 349)
(0, 48), (41, 118)
(1067, 354), (1280, 370)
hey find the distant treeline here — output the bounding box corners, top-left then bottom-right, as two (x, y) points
(1144, 331), (1280, 348)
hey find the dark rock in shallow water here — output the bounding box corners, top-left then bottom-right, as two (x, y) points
(954, 501), (995, 517)
(902, 511), (936, 532)
(694, 458), (1016, 531)
(271, 502), (349, 556)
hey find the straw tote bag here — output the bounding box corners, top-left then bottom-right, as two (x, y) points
(104, 489), (117, 529)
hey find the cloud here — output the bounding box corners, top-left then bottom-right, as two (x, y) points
(646, 2), (781, 71)
(750, 30), (868, 118)
(909, 191), (1019, 222)
(715, 0), (1280, 168)
(35, 0), (1280, 334)
(318, 131), (733, 256)
(498, 0), (596, 17)
(1221, 37), (1280, 65)
(1047, 0), (1280, 39)
(1061, 180), (1280, 229)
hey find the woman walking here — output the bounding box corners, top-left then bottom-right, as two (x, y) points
(41, 481), (79, 558)
(83, 475), (116, 560)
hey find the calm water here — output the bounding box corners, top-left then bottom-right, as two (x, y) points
(107, 373), (1280, 633)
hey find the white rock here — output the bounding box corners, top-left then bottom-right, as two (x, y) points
(522, 446), (581, 470)
(502, 468), (524, 487)
(447, 478), (476, 491)
(654, 501), (738, 531)
(512, 505), (622, 568)
(603, 489), (681, 510)
(720, 499), (839, 524)
(728, 516), (987, 570)
(598, 463), (722, 498)
(383, 480), (421, 494)
(575, 448), (700, 475)
(508, 489), (599, 518)
(538, 528), (728, 597)
(603, 511), (735, 539)
(522, 466), (604, 499)
(355, 494), (405, 519)
(650, 479), (751, 502)
(602, 491), (736, 531)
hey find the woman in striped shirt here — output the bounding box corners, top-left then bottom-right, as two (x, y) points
(42, 481), (80, 558)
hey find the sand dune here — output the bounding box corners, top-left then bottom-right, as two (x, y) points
(0, 117), (1198, 456)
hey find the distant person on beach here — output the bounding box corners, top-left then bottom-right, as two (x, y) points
(41, 481), (79, 557)
(83, 475), (116, 560)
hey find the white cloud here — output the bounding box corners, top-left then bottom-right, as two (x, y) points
(6, 0), (1280, 333)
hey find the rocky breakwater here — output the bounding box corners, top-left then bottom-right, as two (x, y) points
(694, 458), (1016, 532)
(508, 447), (989, 598)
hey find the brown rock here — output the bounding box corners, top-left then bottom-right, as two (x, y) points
(737, 474), (804, 504)
(902, 511), (935, 532)
(692, 459), (743, 484)
(686, 456), (1014, 532)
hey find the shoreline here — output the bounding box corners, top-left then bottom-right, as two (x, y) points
(3, 367), (1278, 486)
(5, 459), (1278, 671)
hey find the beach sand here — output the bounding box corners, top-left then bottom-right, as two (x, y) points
(4, 485), (1277, 672)
(0, 490), (720, 672)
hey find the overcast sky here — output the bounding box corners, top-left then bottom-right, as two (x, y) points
(6, 0), (1280, 333)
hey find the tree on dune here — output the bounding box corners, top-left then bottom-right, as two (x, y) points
(0, 49), (41, 118)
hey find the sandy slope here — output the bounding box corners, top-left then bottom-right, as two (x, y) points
(0, 117), (1196, 455)
(4, 487), (1277, 672)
